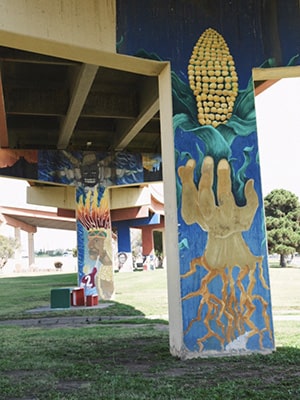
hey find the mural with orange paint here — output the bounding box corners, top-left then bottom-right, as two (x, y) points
(34, 150), (161, 300)
(77, 187), (114, 300)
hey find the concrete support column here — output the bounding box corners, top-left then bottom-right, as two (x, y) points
(116, 222), (133, 272)
(76, 187), (114, 300)
(141, 225), (155, 270)
(116, 222), (131, 251)
(14, 226), (22, 272)
(162, 229), (167, 268)
(28, 232), (35, 267)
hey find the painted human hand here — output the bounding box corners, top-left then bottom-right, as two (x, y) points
(178, 156), (259, 269)
(178, 156), (258, 235)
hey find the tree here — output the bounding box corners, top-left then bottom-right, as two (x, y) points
(264, 189), (300, 267)
(0, 234), (19, 270)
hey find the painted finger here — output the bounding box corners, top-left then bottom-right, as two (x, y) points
(199, 156), (214, 192)
(178, 159), (196, 183)
(217, 159), (234, 206)
(198, 187), (216, 222)
(244, 179), (259, 213)
(239, 179), (259, 230)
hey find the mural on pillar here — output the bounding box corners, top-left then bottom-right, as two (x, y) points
(175, 29), (276, 354)
(118, 15), (298, 353)
(38, 150), (113, 299)
(37, 150), (161, 299)
(116, 0), (300, 356)
(76, 188), (114, 300)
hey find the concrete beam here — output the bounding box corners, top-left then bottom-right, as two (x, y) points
(27, 185), (152, 212)
(27, 185), (76, 209)
(111, 205), (149, 221)
(114, 78), (159, 150)
(110, 187), (151, 210)
(58, 63), (98, 149)
(0, 0), (116, 52)
(253, 65), (300, 81)
(1, 213), (36, 233)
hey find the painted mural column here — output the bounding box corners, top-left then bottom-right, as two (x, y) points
(36, 150), (162, 299)
(141, 225), (155, 270)
(36, 150), (116, 300)
(117, 1), (282, 355)
(173, 28), (275, 357)
(76, 186), (114, 300)
(115, 222), (133, 272)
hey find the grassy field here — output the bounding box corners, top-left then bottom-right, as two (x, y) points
(0, 267), (299, 399)
(269, 266), (300, 314)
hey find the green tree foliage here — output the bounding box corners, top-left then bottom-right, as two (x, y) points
(0, 234), (19, 270)
(264, 189), (300, 267)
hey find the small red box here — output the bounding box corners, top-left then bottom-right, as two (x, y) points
(71, 287), (85, 306)
(86, 294), (98, 307)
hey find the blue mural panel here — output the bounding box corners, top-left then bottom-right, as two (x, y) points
(38, 150), (138, 186)
(115, 0), (300, 355)
(38, 150), (160, 187)
(173, 33), (274, 352)
(37, 149), (162, 299)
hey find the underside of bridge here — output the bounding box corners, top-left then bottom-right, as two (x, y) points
(0, 39), (169, 267)
(0, 45), (162, 154)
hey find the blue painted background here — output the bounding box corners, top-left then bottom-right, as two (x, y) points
(117, 0), (299, 354)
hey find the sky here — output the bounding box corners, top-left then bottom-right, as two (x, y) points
(0, 178), (77, 252)
(0, 77), (299, 252)
(255, 77), (300, 200)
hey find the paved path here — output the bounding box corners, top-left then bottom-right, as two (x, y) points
(0, 315), (145, 327)
(0, 313), (299, 329)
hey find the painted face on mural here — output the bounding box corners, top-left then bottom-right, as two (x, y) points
(118, 253), (127, 264)
(79, 152), (99, 187)
(88, 234), (106, 260)
(118, 252), (127, 269)
(81, 163), (98, 187)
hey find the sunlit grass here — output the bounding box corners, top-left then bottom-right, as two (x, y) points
(0, 267), (300, 399)
(269, 267), (300, 314)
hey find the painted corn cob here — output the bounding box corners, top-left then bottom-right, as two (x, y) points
(188, 28), (239, 127)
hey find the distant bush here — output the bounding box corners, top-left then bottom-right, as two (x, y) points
(0, 234), (19, 270)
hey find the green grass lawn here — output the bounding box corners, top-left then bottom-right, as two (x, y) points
(0, 267), (299, 399)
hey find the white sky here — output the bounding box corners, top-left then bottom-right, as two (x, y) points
(255, 76), (300, 200)
(0, 178), (76, 252)
(0, 76), (299, 251)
